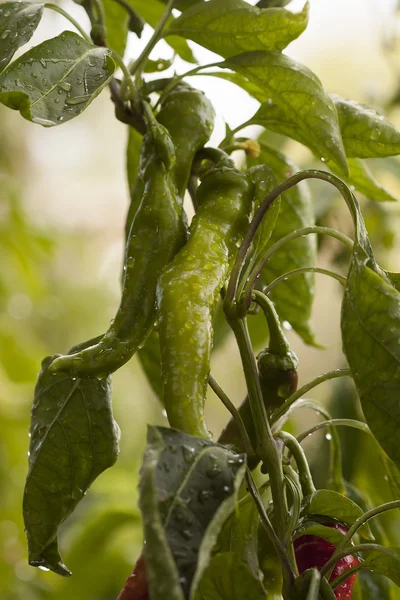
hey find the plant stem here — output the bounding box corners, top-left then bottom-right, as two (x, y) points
(243, 226), (353, 309)
(277, 431), (315, 497)
(245, 469), (295, 585)
(227, 317), (289, 541)
(208, 374), (254, 457)
(320, 543), (397, 580)
(225, 169), (357, 308)
(154, 61), (222, 108)
(130, 0), (175, 77)
(324, 500), (400, 579)
(92, 0), (106, 25)
(270, 369), (351, 426)
(44, 3), (92, 42)
(110, 51), (140, 108)
(297, 419), (372, 444)
(263, 267), (346, 296)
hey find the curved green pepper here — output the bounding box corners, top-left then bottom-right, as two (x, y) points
(125, 83), (215, 241)
(50, 121), (187, 378)
(157, 163), (254, 438)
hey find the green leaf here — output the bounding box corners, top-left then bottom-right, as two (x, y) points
(102, 0), (129, 56)
(357, 548), (400, 587)
(144, 57), (173, 72)
(167, 0), (309, 57)
(293, 522), (346, 545)
(301, 489), (372, 539)
(0, 1), (43, 72)
(357, 570), (394, 600)
(217, 495), (262, 580)
(248, 163), (280, 260)
(331, 94), (400, 158)
(139, 426), (246, 600)
(248, 142), (318, 345)
(328, 158), (398, 203)
(0, 31), (115, 126)
(23, 354), (120, 576)
(341, 246), (400, 472)
(194, 552), (266, 600)
(232, 56), (347, 174)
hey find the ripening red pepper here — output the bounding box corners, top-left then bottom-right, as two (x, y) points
(116, 553), (149, 600)
(294, 522), (360, 599)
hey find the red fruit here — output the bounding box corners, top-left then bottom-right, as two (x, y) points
(294, 522), (360, 599)
(117, 553), (149, 600)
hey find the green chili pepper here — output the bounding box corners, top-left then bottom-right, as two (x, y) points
(157, 162), (254, 438)
(218, 293), (298, 463)
(50, 116), (187, 378)
(125, 83), (215, 241)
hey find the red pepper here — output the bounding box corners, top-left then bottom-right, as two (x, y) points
(116, 553), (149, 600)
(294, 522), (360, 599)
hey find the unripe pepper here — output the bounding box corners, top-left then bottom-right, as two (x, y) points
(50, 110), (187, 378)
(157, 163), (254, 438)
(294, 521), (360, 599)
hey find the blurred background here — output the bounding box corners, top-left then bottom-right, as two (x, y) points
(2, 0), (400, 597)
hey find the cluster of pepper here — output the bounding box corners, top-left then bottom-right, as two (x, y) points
(48, 82), (359, 599)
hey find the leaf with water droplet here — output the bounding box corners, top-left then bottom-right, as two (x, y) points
(139, 426), (246, 600)
(23, 351), (120, 576)
(0, 31), (115, 126)
(327, 157), (399, 203)
(166, 0), (309, 57)
(0, 2), (43, 73)
(227, 52), (348, 175)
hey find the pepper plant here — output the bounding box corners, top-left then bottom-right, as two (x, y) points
(2, 0), (400, 598)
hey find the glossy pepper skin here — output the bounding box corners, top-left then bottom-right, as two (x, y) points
(117, 553), (148, 600)
(294, 521), (360, 599)
(157, 165), (254, 438)
(125, 82), (215, 240)
(50, 124), (187, 378)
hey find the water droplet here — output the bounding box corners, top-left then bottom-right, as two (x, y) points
(161, 408), (167, 417)
(65, 95), (88, 106)
(181, 529), (192, 540)
(40, 59), (46, 69)
(58, 81), (72, 92)
(54, 98), (60, 104)
(1, 30), (11, 39)
(38, 566), (50, 572)
(182, 445), (195, 463)
(31, 72), (38, 79)
(3, 11), (11, 17)
(42, 78), (47, 86)
(198, 489), (213, 504)
(325, 433), (332, 441)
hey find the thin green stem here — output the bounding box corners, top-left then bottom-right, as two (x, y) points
(208, 374), (254, 458)
(225, 169), (357, 308)
(321, 543), (396, 580)
(270, 369), (351, 426)
(297, 419), (372, 444)
(307, 569), (321, 600)
(245, 469), (295, 584)
(277, 431), (315, 497)
(111, 51), (139, 108)
(263, 267), (346, 296)
(130, 0), (175, 77)
(92, 0), (106, 24)
(227, 317), (289, 541)
(44, 4), (92, 42)
(243, 226), (353, 309)
(323, 500), (400, 581)
(154, 61), (222, 108)
(252, 290), (290, 355)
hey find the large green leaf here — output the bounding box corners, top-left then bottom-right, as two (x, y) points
(357, 548), (400, 587)
(332, 94), (400, 158)
(0, 31), (115, 126)
(194, 552), (266, 600)
(248, 142), (317, 345)
(341, 246), (400, 471)
(301, 489), (372, 538)
(139, 426), (246, 600)
(23, 354), (120, 576)
(293, 521), (346, 545)
(167, 0), (309, 57)
(328, 158), (399, 203)
(222, 51), (348, 174)
(357, 570), (394, 600)
(0, 1), (43, 72)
